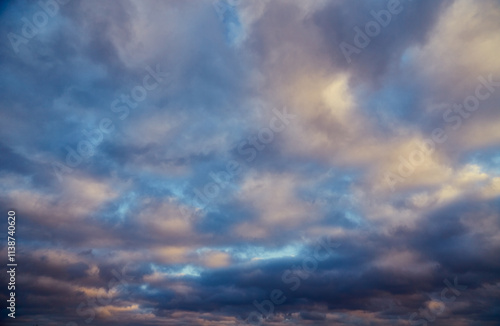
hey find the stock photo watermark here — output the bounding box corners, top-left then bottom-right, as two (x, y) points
(7, 0), (72, 54)
(51, 65), (170, 182)
(408, 276), (467, 326)
(241, 238), (340, 325)
(6, 210), (17, 319)
(62, 265), (133, 326)
(179, 107), (296, 219)
(384, 74), (500, 190)
(339, 0), (412, 63)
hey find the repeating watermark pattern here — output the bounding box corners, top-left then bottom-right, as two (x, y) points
(7, 0), (72, 54)
(179, 107), (296, 219)
(62, 265), (133, 326)
(384, 74), (500, 190)
(51, 65), (170, 182)
(339, 0), (412, 63)
(240, 238), (340, 325)
(408, 276), (467, 326)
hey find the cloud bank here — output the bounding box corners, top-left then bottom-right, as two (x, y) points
(0, 0), (499, 325)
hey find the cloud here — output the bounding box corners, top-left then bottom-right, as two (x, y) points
(1, 0), (499, 325)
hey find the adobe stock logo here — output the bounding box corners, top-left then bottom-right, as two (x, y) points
(408, 276), (467, 326)
(52, 65), (169, 182)
(243, 238), (340, 325)
(7, 0), (72, 54)
(179, 107), (296, 219)
(384, 74), (500, 190)
(339, 0), (412, 63)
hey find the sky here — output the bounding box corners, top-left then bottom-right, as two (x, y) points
(0, 0), (500, 325)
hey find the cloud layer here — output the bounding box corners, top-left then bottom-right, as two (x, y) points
(1, 0), (499, 325)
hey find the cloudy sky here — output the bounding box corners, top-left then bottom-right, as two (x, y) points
(1, 0), (500, 325)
